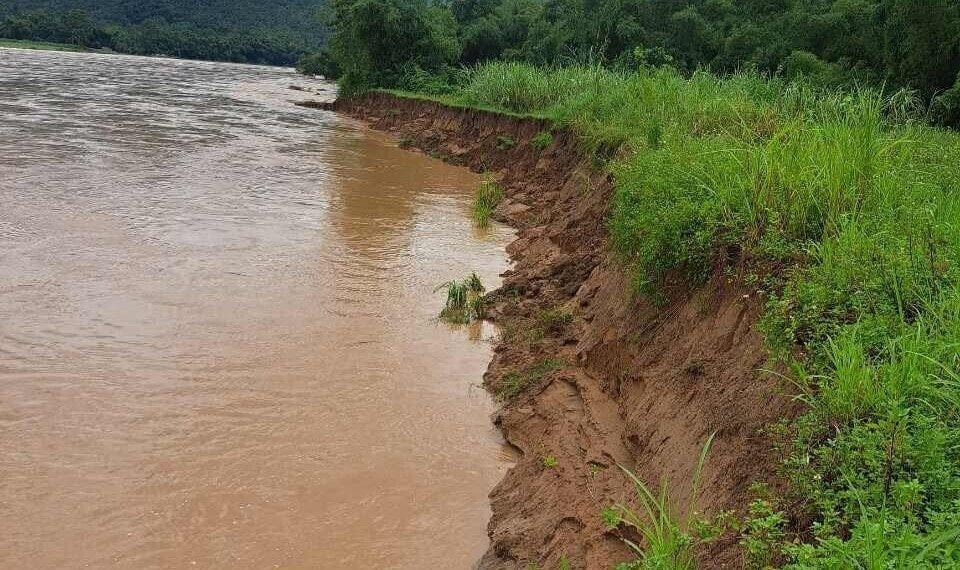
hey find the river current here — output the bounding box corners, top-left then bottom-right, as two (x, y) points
(0, 48), (513, 568)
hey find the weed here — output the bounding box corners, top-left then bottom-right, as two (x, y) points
(497, 358), (564, 400)
(498, 319), (546, 345)
(496, 135), (515, 150)
(537, 308), (573, 334)
(559, 554), (570, 570)
(466, 271), (485, 294)
(473, 175), (504, 228)
(739, 496), (786, 568)
(543, 455), (558, 468)
(611, 433), (716, 570)
(530, 131), (554, 150)
(436, 273), (487, 324)
(602, 506), (621, 529)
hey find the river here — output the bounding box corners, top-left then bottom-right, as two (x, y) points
(0, 48), (514, 568)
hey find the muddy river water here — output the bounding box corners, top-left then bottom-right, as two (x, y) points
(0, 48), (514, 568)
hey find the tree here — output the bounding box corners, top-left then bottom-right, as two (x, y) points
(329, 0), (460, 93)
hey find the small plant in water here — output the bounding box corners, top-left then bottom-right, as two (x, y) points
(436, 272), (487, 324)
(466, 271), (485, 294)
(473, 175), (504, 228)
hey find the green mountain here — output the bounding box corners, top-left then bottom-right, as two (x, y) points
(0, 0), (329, 64)
(0, 0), (327, 37)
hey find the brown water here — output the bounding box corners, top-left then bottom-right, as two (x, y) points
(0, 48), (514, 569)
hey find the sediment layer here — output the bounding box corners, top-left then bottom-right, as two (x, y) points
(313, 92), (794, 569)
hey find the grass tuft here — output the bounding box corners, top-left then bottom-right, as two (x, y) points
(530, 131), (554, 150)
(436, 272), (487, 324)
(498, 358), (564, 400)
(609, 433), (715, 570)
(473, 175), (504, 228)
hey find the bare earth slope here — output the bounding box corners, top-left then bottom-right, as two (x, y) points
(310, 92), (796, 569)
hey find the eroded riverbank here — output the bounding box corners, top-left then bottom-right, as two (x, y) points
(320, 92), (795, 569)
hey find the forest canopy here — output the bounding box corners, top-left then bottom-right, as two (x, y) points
(321, 0), (960, 123)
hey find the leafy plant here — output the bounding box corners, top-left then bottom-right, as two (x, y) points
(611, 433), (716, 570)
(530, 131), (554, 150)
(435, 272), (487, 323)
(496, 135), (515, 150)
(739, 491), (786, 568)
(473, 175), (505, 227)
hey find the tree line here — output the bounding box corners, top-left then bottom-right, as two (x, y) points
(0, 9), (319, 65)
(315, 0), (960, 124)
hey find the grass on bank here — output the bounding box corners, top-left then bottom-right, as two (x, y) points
(400, 61), (960, 567)
(0, 38), (87, 52)
(608, 433), (718, 570)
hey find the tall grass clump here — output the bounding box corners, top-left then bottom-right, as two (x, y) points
(436, 272), (487, 324)
(473, 175), (504, 228)
(607, 434), (716, 570)
(403, 61), (960, 564)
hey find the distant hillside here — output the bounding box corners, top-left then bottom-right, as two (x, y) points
(0, 0), (329, 64)
(0, 0), (327, 39)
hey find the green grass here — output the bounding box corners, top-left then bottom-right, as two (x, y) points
(436, 272), (487, 324)
(610, 433), (716, 570)
(0, 38), (87, 52)
(530, 131), (554, 150)
(472, 175), (504, 228)
(498, 357), (564, 400)
(395, 61), (960, 566)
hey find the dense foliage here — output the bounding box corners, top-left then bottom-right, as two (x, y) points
(326, 0), (459, 94)
(319, 0), (960, 124)
(390, 61), (960, 567)
(0, 1), (329, 65)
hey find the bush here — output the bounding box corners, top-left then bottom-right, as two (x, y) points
(329, 0), (460, 94)
(296, 50), (340, 78)
(933, 73), (960, 127)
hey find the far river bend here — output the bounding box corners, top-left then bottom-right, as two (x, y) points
(0, 48), (514, 569)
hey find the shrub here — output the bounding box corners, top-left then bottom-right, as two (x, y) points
(295, 50), (340, 78)
(530, 131), (553, 150)
(473, 175), (504, 227)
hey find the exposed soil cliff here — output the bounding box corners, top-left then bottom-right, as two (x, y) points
(305, 93), (796, 569)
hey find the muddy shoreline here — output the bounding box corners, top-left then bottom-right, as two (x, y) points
(311, 92), (795, 569)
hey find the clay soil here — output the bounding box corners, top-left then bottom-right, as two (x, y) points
(306, 93), (798, 569)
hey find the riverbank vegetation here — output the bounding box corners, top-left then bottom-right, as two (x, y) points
(321, 0), (960, 559)
(317, 0), (960, 126)
(399, 60), (960, 567)
(472, 176), (504, 228)
(412, 59), (960, 567)
(436, 272), (488, 324)
(0, 37), (85, 51)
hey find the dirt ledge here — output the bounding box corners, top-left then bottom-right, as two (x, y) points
(311, 92), (795, 569)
